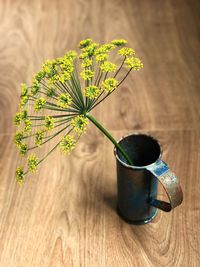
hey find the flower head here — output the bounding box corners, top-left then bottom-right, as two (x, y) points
(19, 143), (28, 155)
(125, 57), (144, 70)
(14, 110), (28, 126)
(14, 131), (24, 146)
(35, 130), (45, 146)
(81, 58), (92, 68)
(34, 71), (45, 82)
(59, 71), (71, 83)
(95, 44), (115, 54)
(24, 119), (32, 133)
(79, 39), (93, 49)
(31, 79), (40, 95)
(60, 134), (76, 154)
(34, 98), (46, 111)
(118, 47), (135, 57)
(84, 86), (100, 100)
(95, 53), (108, 62)
(44, 116), (55, 131)
(16, 167), (25, 185)
(43, 60), (57, 78)
(20, 95), (29, 107)
(100, 61), (117, 72)
(57, 93), (72, 108)
(80, 69), (94, 80)
(64, 50), (77, 61)
(81, 43), (99, 57)
(71, 115), (88, 136)
(28, 155), (39, 172)
(21, 83), (29, 97)
(101, 78), (119, 93)
(111, 39), (127, 46)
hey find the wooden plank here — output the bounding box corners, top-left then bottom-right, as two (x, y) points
(0, 130), (200, 266)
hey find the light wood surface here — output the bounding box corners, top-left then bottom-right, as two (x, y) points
(0, 0), (200, 266)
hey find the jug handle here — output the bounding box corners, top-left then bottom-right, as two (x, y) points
(146, 160), (183, 212)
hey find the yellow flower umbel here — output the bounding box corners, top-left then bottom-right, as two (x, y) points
(28, 155), (39, 172)
(34, 98), (46, 111)
(35, 130), (45, 146)
(95, 53), (108, 62)
(79, 39), (93, 49)
(60, 134), (76, 154)
(118, 47), (135, 57)
(71, 115), (88, 136)
(16, 167), (25, 185)
(101, 78), (119, 93)
(100, 61), (117, 72)
(125, 57), (144, 70)
(57, 93), (72, 108)
(14, 131), (24, 146)
(14, 38), (143, 184)
(84, 86), (100, 100)
(18, 143), (28, 156)
(24, 119), (32, 133)
(111, 39), (127, 46)
(80, 70), (94, 80)
(44, 116), (55, 131)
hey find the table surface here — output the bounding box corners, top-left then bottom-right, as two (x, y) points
(0, 0), (200, 266)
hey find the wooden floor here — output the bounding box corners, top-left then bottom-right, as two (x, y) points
(0, 0), (200, 266)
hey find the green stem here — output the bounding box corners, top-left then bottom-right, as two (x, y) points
(86, 113), (133, 165)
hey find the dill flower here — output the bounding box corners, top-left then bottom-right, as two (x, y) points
(125, 57), (144, 70)
(34, 98), (46, 111)
(84, 86), (100, 100)
(43, 60), (57, 78)
(24, 119), (32, 133)
(35, 130), (44, 146)
(80, 69), (94, 80)
(100, 61), (117, 72)
(79, 39), (93, 49)
(16, 167), (25, 184)
(59, 59), (74, 73)
(21, 83), (28, 97)
(14, 131), (24, 146)
(101, 78), (119, 93)
(28, 154), (39, 172)
(71, 115), (88, 136)
(20, 95), (29, 107)
(57, 93), (72, 108)
(95, 44), (115, 54)
(96, 53), (108, 62)
(31, 79), (40, 95)
(64, 50), (77, 61)
(59, 71), (71, 83)
(118, 47), (135, 57)
(111, 39), (127, 46)
(14, 112), (23, 126)
(79, 52), (89, 60)
(82, 43), (99, 57)
(44, 116), (55, 131)
(14, 110), (28, 126)
(81, 58), (92, 68)
(19, 143), (28, 155)
(34, 71), (45, 82)
(60, 134), (76, 154)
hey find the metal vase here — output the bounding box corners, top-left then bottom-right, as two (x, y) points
(114, 133), (183, 225)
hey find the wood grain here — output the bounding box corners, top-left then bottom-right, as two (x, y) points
(0, 0), (200, 266)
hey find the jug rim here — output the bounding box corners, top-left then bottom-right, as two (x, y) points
(114, 132), (162, 170)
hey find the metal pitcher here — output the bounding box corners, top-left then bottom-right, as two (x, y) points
(114, 133), (183, 225)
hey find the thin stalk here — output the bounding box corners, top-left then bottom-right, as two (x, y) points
(86, 113), (133, 165)
(88, 68), (133, 111)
